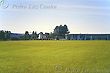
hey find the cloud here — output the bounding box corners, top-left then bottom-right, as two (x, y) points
(57, 4), (110, 16)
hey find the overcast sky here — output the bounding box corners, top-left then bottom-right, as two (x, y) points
(0, 0), (110, 34)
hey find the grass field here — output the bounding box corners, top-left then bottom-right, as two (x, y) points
(0, 40), (110, 73)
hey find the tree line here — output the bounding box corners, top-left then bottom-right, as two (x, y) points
(24, 31), (39, 40)
(0, 25), (69, 40)
(0, 30), (11, 40)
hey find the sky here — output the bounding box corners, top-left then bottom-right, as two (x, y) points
(0, 0), (110, 34)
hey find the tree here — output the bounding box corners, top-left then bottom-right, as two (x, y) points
(48, 32), (54, 39)
(5, 31), (11, 40)
(0, 30), (11, 40)
(53, 25), (70, 39)
(24, 31), (30, 40)
(0, 30), (5, 40)
(34, 32), (39, 40)
(31, 31), (39, 40)
(31, 31), (35, 40)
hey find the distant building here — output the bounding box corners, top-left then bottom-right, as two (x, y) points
(39, 32), (49, 40)
(66, 34), (110, 40)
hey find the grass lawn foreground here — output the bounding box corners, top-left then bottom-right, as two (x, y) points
(0, 40), (110, 73)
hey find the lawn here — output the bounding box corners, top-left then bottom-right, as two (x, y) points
(0, 40), (110, 73)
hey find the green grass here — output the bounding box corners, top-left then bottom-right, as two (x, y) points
(0, 40), (110, 73)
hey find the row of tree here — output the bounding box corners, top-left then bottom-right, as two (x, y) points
(24, 31), (39, 40)
(0, 30), (39, 40)
(0, 30), (11, 40)
(24, 25), (69, 40)
(0, 25), (70, 40)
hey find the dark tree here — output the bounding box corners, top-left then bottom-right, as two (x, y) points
(0, 30), (11, 40)
(0, 30), (5, 40)
(31, 31), (35, 40)
(24, 31), (30, 40)
(31, 31), (39, 40)
(5, 31), (11, 40)
(34, 32), (39, 39)
(53, 25), (70, 39)
(48, 32), (55, 39)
